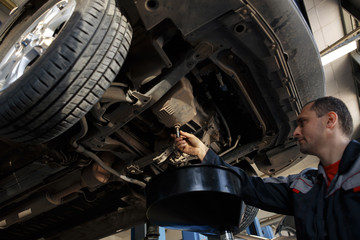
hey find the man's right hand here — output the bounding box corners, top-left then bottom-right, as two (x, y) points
(173, 130), (209, 161)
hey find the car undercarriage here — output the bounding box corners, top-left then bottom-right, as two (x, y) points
(0, 0), (324, 239)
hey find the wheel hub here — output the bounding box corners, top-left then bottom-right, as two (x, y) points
(0, 0), (76, 91)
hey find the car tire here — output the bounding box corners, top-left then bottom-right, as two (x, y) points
(239, 204), (259, 231)
(0, 0), (132, 143)
(238, 165), (259, 232)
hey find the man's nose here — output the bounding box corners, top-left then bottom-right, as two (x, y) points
(293, 126), (300, 138)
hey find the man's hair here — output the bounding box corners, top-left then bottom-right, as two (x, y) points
(308, 96), (353, 137)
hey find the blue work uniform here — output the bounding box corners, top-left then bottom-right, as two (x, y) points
(202, 140), (360, 239)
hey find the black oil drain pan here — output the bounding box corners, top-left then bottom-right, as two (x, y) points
(145, 164), (243, 235)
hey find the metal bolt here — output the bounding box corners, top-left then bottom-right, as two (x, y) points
(187, 62), (194, 68)
(57, 2), (67, 9)
(21, 37), (31, 47)
(174, 123), (180, 138)
(282, 78), (289, 84)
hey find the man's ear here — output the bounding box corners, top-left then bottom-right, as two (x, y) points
(326, 111), (338, 129)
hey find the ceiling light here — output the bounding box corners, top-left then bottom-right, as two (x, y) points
(321, 41), (357, 66)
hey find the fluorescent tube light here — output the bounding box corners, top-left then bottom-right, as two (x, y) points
(321, 41), (357, 66)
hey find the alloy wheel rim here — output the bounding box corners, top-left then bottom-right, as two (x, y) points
(0, 0), (76, 92)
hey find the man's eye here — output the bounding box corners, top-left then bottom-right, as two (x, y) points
(297, 119), (304, 127)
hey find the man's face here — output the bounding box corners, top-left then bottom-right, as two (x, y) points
(293, 103), (327, 155)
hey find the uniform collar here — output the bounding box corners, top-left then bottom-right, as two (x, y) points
(338, 140), (360, 175)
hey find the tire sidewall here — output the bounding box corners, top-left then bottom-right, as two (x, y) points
(0, 0), (89, 103)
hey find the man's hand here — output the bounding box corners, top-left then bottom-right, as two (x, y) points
(172, 130), (209, 161)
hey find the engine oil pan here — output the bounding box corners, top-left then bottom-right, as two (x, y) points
(145, 165), (243, 235)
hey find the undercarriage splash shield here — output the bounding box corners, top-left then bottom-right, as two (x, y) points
(145, 165), (243, 235)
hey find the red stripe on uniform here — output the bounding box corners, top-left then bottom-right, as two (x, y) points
(353, 186), (360, 192)
(293, 188), (300, 193)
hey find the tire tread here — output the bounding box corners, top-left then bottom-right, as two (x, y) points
(0, 0), (132, 143)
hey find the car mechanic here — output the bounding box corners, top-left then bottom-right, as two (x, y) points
(174, 96), (360, 240)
